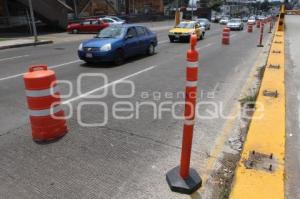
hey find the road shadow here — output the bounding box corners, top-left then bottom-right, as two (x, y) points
(79, 53), (156, 68)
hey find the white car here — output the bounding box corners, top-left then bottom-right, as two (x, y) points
(99, 17), (125, 25)
(247, 16), (256, 25)
(219, 17), (230, 25)
(227, 18), (244, 30)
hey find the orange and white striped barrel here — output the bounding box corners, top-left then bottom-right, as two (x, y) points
(222, 27), (230, 45)
(23, 65), (67, 142)
(247, 23), (253, 33)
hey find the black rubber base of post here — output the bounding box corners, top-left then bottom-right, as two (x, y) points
(257, 44), (264, 47)
(166, 166), (202, 194)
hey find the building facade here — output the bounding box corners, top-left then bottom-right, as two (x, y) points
(75, 0), (165, 16)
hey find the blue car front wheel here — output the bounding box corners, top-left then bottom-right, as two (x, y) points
(147, 43), (155, 56)
(113, 49), (125, 66)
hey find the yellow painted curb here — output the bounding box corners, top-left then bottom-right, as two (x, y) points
(230, 18), (285, 199)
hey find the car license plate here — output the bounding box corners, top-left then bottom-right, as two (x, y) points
(86, 53), (93, 58)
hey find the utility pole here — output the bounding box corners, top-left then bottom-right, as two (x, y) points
(175, 0), (180, 26)
(28, 0), (38, 43)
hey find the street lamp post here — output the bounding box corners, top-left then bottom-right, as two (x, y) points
(28, 0), (38, 43)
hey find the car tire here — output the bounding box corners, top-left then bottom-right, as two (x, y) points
(147, 43), (155, 56)
(169, 37), (174, 43)
(113, 49), (125, 66)
(72, 29), (78, 34)
(200, 32), (205, 40)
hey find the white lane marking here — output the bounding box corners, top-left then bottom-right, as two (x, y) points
(298, 93), (300, 128)
(231, 34), (237, 38)
(62, 65), (157, 104)
(197, 43), (213, 50)
(0, 60), (81, 81)
(0, 55), (29, 62)
(158, 40), (169, 45)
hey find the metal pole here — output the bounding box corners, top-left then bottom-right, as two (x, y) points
(191, 0), (194, 19)
(28, 0), (38, 43)
(73, 0), (78, 18)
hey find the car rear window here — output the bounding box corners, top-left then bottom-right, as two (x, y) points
(136, 26), (146, 36)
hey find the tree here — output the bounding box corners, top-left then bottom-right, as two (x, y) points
(260, 0), (271, 12)
(208, 0), (224, 12)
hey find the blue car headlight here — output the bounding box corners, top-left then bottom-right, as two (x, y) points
(100, 44), (112, 52)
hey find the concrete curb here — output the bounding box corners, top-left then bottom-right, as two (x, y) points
(0, 40), (53, 50)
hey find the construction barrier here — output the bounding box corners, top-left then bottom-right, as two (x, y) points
(247, 23), (253, 33)
(230, 9), (285, 199)
(23, 65), (68, 142)
(166, 34), (202, 194)
(222, 27), (230, 45)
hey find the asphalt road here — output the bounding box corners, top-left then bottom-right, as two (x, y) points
(0, 23), (269, 199)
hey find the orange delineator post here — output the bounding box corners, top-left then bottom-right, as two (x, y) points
(222, 27), (230, 45)
(180, 35), (199, 179)
(256, 20), (260, 28)
(23, 65), (68, 142)
(166, 34), (202, 194)
(269, 20), (272, 33)
(257, 22), (264, 47)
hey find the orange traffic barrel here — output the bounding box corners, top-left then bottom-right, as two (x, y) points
(222, 27), (230, 45)
(23, 65), (67, 142)
(247, 23), (253, 33)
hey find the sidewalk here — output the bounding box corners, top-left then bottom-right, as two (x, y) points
(285, 15), (300, 199)
(0, 38), (53, 50)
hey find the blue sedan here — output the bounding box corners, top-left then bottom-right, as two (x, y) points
(78, 24), (158, 65)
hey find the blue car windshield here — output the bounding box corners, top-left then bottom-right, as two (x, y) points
(96, 26), (125, 38)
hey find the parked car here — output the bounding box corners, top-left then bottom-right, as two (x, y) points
(196, 18), (211, 30)
(67, 19), (109, 34)
(168, 21), (205, 42)
(100, 17), (126, 25)
(227, 18), (244, 30)
(219, 17), (230, 25)
(105, 16), (126, 23)
(247, 16), (256, 25)
(78, 25), (158, 65)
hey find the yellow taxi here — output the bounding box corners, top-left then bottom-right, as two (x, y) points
(168, 21), (204, 43)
